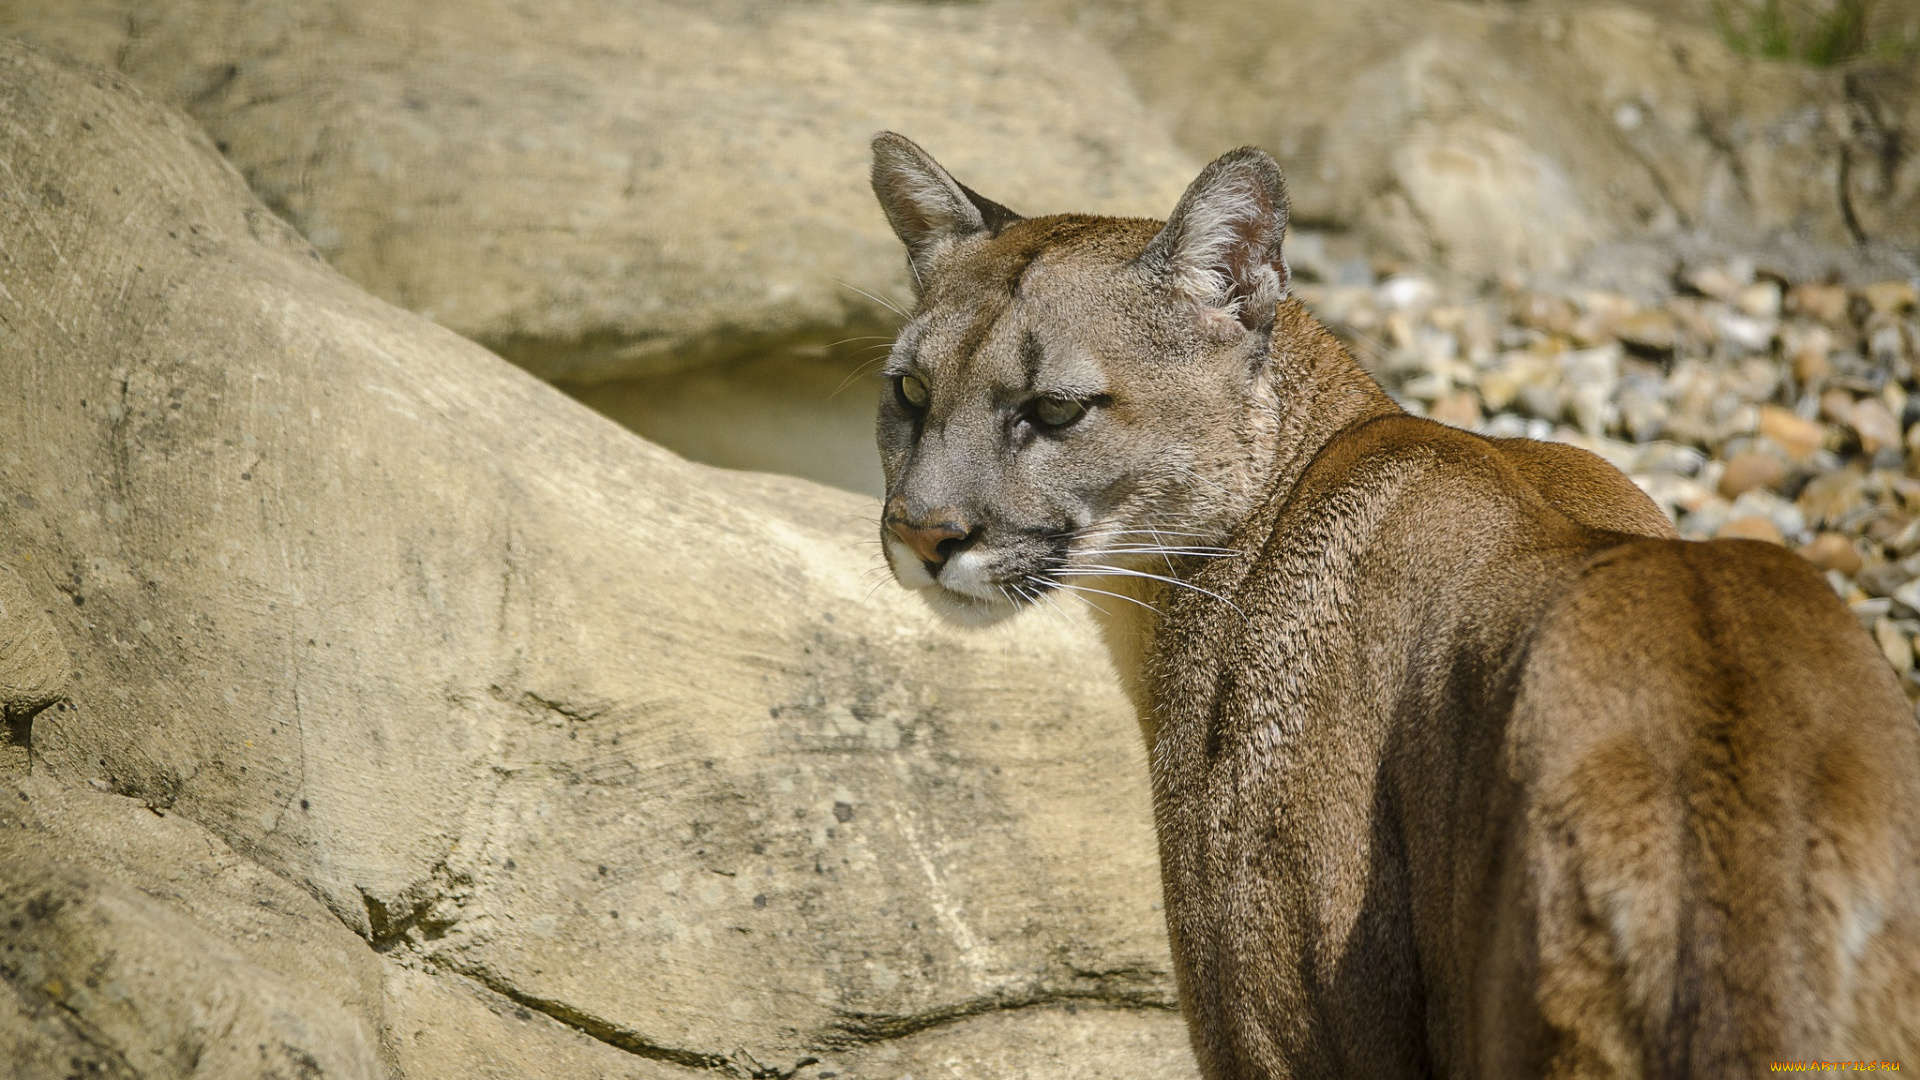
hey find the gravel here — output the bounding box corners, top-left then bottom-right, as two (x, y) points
(1292, 246), (1920, 694)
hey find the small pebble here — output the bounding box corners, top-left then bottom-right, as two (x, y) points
(1717, 515), (1784, 544)
(1849, 397), (1902, 455)
(1863, 280), (1918, 316)
(1876, 616), (1915, 675)
(1428, 390), (1482, 430)
(1718, 450), (1785, 498)
(1614, 308), (1678, 353)
(1800, 532), (1864, 575)
(1735, 281), (1782, 320)
(1756, 405), (1826, 460)
(1787, 283), (1850, 325)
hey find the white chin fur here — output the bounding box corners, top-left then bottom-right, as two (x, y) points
(884, 536), (1021, 627)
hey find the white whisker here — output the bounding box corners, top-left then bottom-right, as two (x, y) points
(1042, 579), (1163, 616)
(837, 280), (911, 319)
(1054, 565), (1244, 619)
(832, 351), (897, 397)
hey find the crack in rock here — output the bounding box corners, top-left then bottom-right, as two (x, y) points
(446, 959), (1178, 1077)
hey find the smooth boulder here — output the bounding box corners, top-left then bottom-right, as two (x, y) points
(0, 0), (1197, 385)
(0, 41), (1193, 1076)
(1046, 0), (1920, 278)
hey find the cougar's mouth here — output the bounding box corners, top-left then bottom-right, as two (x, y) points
(882, 526), (1074, 627)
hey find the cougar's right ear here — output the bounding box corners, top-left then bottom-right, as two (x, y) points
(870, 132), (1022, 294)
(1141, 146), (1291, 333)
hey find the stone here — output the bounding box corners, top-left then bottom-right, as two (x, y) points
(1428, 389), (1483, 430)
(1823, 388), (1860, 426)
(1866, 313), (1913, 368)
(0, 1), (1196, 385)
(1784, 323), (1834, 383)
(0, 565), (67, 773)
(1681, 496), (1733, 539)
(1877, 617), (1916, 676)
(1735, 281), (1782, 320)
(1688, 265), (1748, 301)
(1614, 307), (1678, 353)
(1718, 450), (1787, 498)
(1859, 555), (1920, 601)
(1863, 280), (1919, 316)
(1787, 283), (1852, 326)
(1798, 469), (1872, 530)
(1801, 532), (1865, 576)
(1850, 396), (1904, 455)
(1559, 344), (1622, 436)
(1477, 352), (1561, 415)
(1715, 308), (1778, 354)
(1631, 472), (1716, 521)
(1758, 404), (1829, 459)
(0, 42), (1187, 1075)
(1717, 514), (1785, 545)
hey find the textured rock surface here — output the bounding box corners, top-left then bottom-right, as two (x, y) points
(0, 41), (1192, 1075)
(0, 565), (67, 773)
(1035, 0), (1920, 278)
(0, 775), (387, 1080)
(0, 0), (1196, 385)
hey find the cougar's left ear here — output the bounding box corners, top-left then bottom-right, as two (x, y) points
(871, 132), (1023, 293)
(1141, 147), (1290, 332)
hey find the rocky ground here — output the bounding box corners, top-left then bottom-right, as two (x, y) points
(1291, 245), (1920, 694)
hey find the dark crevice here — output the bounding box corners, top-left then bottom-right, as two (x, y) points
(821, 986), (1180, 1049)
(1837, 66), (1911, 247)
(518, 690), (607, 724)
(1838, 141), (1868, 246)
(3, 702), (51, 753)
(439, 958), (1176, 1076)
(442, 968), (737, 1072)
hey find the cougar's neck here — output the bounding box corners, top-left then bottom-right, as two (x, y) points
(1085, 298), (1399, 752)
(1254, 298), (1403, 510)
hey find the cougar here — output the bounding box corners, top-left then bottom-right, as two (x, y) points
(868, 132), (1920, 1077)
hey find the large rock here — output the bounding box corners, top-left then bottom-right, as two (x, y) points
(1036, 0), (1920, 279)
(0, 0), (1196, 386)
(0, 565), (67, 772)
(1, 775), (387, 1080)
(0, 41), (1193, 1075)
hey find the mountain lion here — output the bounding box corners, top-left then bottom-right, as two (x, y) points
(868, 132), (1920, 1078)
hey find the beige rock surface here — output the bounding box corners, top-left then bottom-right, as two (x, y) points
(0, 565), (67, 773)
(0, 41), (1192, 1075)
(1032, 0), (1920, 278)
(0, 775), (387, 1079)
(0, 0), (1196, 386)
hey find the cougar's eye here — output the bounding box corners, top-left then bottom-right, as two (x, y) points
(1032, 395), (1085, 428)
(896, 374), (930, 410)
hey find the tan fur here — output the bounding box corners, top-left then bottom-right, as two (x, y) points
(869, 134), (1920, 1077)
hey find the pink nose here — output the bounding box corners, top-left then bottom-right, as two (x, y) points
(885, 501), (972, 566)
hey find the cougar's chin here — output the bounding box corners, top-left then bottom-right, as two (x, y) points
(917, 585), (1022, 628)
(884, 538), (1026, 628)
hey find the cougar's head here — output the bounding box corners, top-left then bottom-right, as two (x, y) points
(868, 133), (1293, 625)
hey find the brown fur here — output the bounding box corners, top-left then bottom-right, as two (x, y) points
(869, 134), (1920, 1077)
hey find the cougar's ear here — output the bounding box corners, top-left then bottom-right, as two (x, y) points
(871, 132), (1022, 293)
(1141, 147), (1290, 332)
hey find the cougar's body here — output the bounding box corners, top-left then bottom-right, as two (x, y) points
(867, 134), (1920, 1077)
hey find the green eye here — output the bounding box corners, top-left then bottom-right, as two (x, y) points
(1033, 395), (1085, 428)
(897, 374), (929, 409)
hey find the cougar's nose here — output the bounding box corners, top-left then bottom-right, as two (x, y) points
(885, 499), (975, 568)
